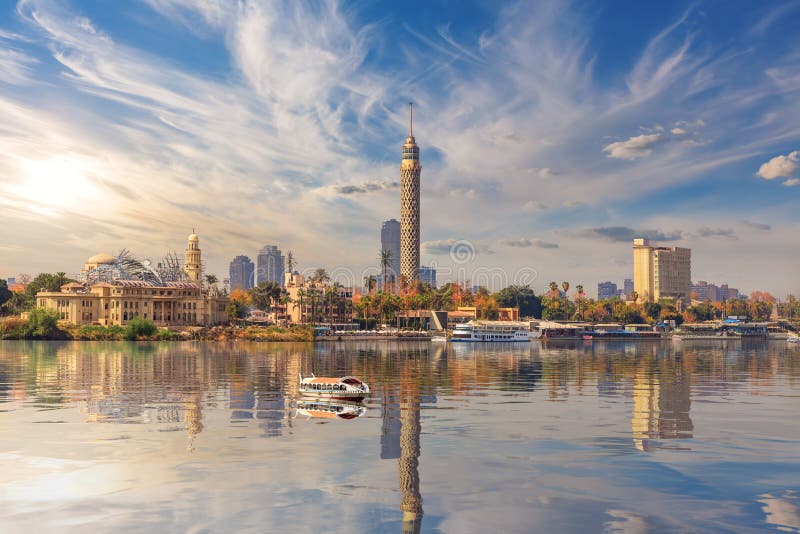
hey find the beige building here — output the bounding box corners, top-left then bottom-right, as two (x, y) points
(283, 273), (354, 325)
(36, 232), (229, 327)
(633, 238), (691, 302)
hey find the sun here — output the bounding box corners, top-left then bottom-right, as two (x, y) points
(12, 157), (98, 215)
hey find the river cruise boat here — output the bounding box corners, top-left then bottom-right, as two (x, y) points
(528, 320), (587, 339)
(582, 324), (662, 340)
(672, 322), (768, 340)
(295, 400), (366, 420)
(299, 374), (370, 401)
(450, 321), (530, 342)
(788, 334), (800, 345)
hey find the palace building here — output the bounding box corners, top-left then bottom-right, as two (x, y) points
(36, 232), (229, 327)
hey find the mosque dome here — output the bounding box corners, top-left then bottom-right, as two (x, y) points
(188, 232), (199, 242)
(86, 252), (115, 265)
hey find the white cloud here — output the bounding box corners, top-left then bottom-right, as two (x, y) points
(603, 133), (663, 159)
(757, 150), (799, 179)
(783, 178), (800, 187)
(671, 127), (686, 135)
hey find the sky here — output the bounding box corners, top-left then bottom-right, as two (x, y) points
(0, 0), (798, 298)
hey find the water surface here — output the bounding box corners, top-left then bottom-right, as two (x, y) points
(1, 340), (799, 532)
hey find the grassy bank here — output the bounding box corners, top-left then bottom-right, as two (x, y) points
(0, 312), (314, 342)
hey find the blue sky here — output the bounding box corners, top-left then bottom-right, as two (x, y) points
(0, 0), (798, 296)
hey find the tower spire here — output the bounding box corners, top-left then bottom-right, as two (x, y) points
(409, 102), (413, 136)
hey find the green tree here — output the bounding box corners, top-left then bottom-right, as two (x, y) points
(125, 317), (158, 340)
(364, 274), (377, 294)
(494, 285), (542, 318)
(379, 249), (393, 292)
(643, 301), (662, 321)
(0, 279), (12, 312)
(26, 308), (60, 338)
(286, 251), (296, 273)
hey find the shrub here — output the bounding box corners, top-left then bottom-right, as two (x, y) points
(0, 317), (29, 339)
(26, 308), (61, 338)
(125, 317), (158, 340)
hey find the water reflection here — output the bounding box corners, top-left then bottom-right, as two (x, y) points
(1, 340), (800, 532)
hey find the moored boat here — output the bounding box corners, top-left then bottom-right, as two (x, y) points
(450, 320), (530, 342)
(299, 374), (370, 401)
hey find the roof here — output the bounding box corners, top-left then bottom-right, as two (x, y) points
(165, 281), (200, 289)
(61, 282), (85, 288)
(86, 252), (115, 265)
(306, 376), (361, 385)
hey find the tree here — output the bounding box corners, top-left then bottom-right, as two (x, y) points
(643, 302), (662, 321)
(0, 279), (11, 312)
(286, 251), (296, 274)
(548, 282), (559, 297)
(562, 281), (570, 295)
(631, 291), (639, 304)
(311, 268), (330, 286)
(379, 249), (393, 292)
(364, 274), (377, 294)
(575, 284), (585, 320)
(494, 285), (542, 318)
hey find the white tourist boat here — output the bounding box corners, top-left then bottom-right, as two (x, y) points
(788, 333), (800, 345)
(295, 400), (366, 420)
(299, 374), (369, 401)
(450, 321), (530, 342)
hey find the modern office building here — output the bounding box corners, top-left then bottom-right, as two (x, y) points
(691, 281), (740, 302)
(633, 238), (691, 302)
(381, 219), (401, 289)
(229, 255), (255, 291)
(419, 265), (436, 288)
(623, 278), (634, 299)
(257, 245), (285, 286)
(400, 103), (421, 282)
(598, 281), (619, 301)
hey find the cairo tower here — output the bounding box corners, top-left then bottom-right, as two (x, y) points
(400, 103), (421, 282)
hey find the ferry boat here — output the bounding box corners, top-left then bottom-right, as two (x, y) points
(450, 321), (530, 342)
(582, 324), (662, 340)
(298, 374), (370, 401)
(788, 333), (800, 345)
(295, 400), (366, 420)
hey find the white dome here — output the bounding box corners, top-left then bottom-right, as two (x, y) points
(188, 233), (199, 241)
(87, 252), (115, 265)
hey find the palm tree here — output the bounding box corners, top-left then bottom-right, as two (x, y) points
(575, 284), (584, 320)
(286, 251), (295, 273)
(364, 274), (377, 294)
(562, 281), (570, 294)
(280, 292), (293, 322)
(312, 268), (330, 286)
(297, 288), (307, 324)
(631, 291), (639, 304)
(379, 249), (393, 292)
(549, 281), (559, 297)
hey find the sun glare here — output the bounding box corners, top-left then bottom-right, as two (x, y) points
(14, 157), (98, 215)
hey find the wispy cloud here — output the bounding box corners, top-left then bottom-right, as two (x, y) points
(501, 238), (558, 249)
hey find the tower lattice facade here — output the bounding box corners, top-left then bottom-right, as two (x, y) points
(400, 103), (421, 282)
(184, 231), (202, 283)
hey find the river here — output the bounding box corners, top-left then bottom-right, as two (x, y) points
(1, 340), (799, 532)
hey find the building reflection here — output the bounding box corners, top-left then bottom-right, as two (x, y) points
(397, 355), (423, 534)
(631, 355), (693, 451)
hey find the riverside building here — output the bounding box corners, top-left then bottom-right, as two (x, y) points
(632, 238), (691, 302)
(36, 232), (229, 327)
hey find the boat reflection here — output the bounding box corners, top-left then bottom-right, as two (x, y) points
(294, 399), (366, 420)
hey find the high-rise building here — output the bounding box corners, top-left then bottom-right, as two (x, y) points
(184, 230), (202, 283)
(623, 278), (634, 299)
(419, 265), (436, 288)
(381, 219), (401, 289)
(633, 238), (691, 302)
(598, 281), (618, 300)
(229, 255), (255, 291)
(691, 281), (739, 302)
(257, 245), (285, 286)
(400, 103), (421, 282)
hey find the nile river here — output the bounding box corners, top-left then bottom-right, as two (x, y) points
(1, 340), (799, 533)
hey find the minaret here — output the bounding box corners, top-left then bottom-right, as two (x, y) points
(400, 102), (421, 282)
(184, 230), (202, 283)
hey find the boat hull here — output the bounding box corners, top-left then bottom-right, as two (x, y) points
(299, 390), (366, 402)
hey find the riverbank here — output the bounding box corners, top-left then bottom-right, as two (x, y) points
(0, 316), (315, 342)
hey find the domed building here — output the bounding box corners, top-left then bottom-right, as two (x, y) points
(36, 232), (229, 327)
